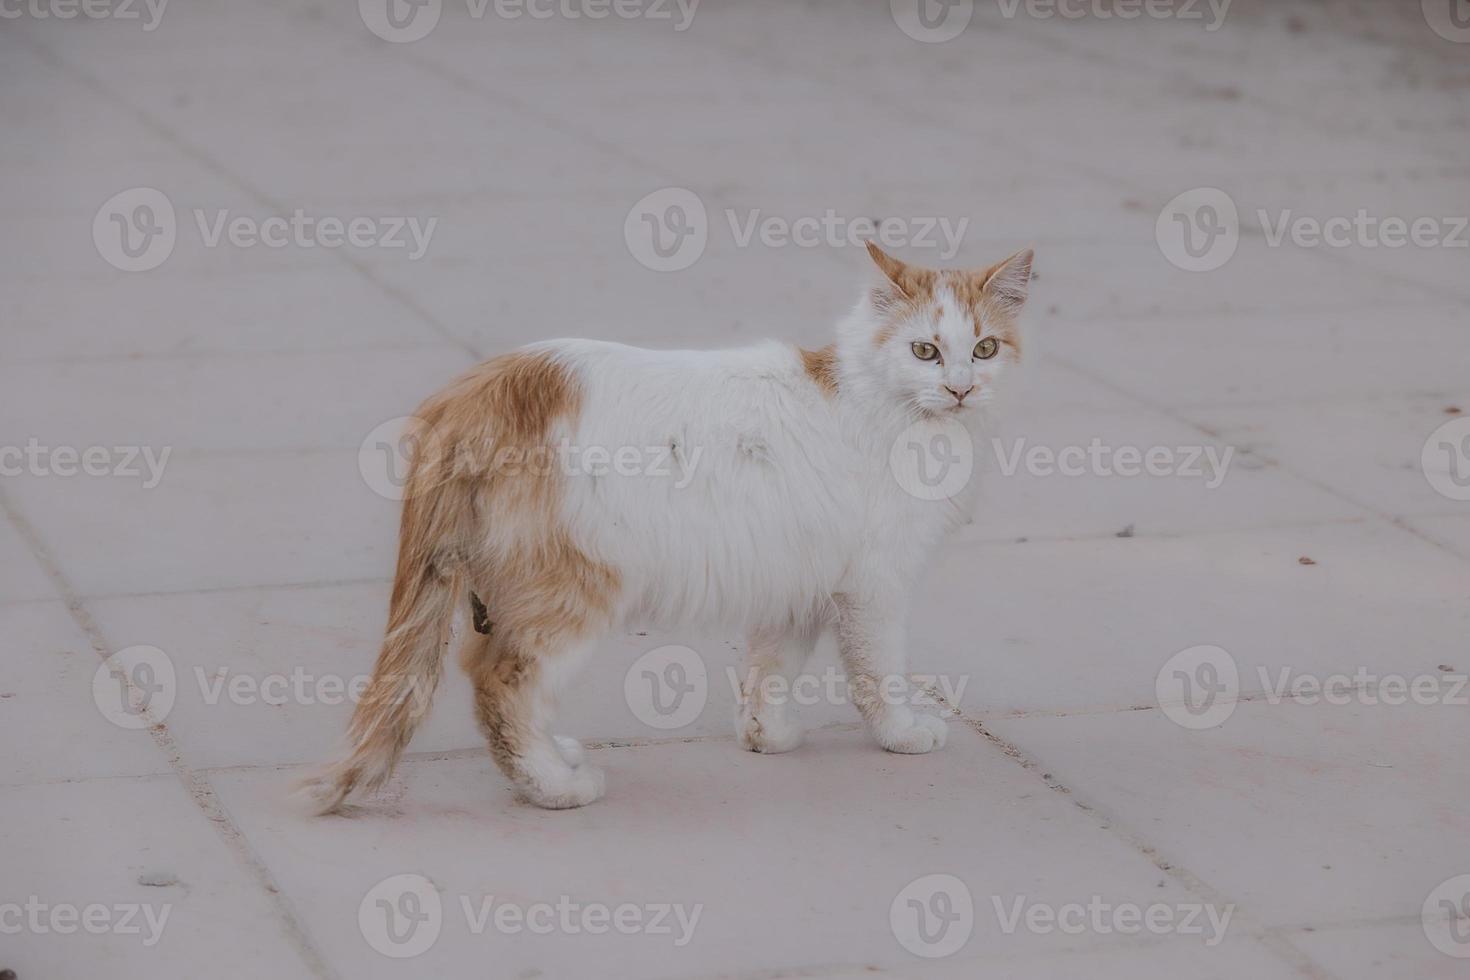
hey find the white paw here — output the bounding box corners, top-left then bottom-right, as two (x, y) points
(521, 764), (606, 810)
(553, 735), (586, 768)
(737, 711), (804, 754)
(875, 711), (948, 754)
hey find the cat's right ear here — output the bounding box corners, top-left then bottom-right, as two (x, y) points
(865, 241), (927, 301)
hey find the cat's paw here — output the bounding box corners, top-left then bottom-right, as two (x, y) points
(874, 711), (948, 754)
(737, 711), (804, 754)
(552, 734), (586, 768)
(520, 764), (606, 810)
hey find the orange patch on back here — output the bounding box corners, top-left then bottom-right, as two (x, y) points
(799, 344), (839, 396)
(408, 349), (620, 646)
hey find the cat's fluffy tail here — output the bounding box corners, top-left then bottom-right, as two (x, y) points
(296, 449), (471, 815)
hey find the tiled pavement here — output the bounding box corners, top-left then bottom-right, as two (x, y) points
(3, 1), (1469, 977)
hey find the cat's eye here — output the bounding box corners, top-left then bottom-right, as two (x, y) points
(973, 337), (999, 360)
(911, 341), (940, 362)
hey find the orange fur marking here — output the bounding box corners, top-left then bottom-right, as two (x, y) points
(303, 348), (620, 813)
(865, 242), (1032, 355)
(799, 344), (839, 396)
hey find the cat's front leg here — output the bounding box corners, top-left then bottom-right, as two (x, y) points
(832, 593), (948, 754)
(735, 623), (818, 753)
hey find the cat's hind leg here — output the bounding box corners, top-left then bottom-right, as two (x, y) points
(461, 626), (605, 809)
(735, 622), (818, 754)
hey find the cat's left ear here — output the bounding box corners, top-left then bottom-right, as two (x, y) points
(978, 248), (1035, 314)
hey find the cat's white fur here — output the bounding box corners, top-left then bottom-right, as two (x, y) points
(301, 245), (1031, 812)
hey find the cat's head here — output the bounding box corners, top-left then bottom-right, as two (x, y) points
(845, 242), (1033, 416)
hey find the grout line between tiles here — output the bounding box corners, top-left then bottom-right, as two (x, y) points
(18, 33), (486, 367)
(0, 484), (344, 980)
(1045, 351), (1470, 568)
(686, 17), (1470, 314)
(10, 14), (1456, 980)
(55, 511), (1422, 607)
(941, 700), (1336, 979)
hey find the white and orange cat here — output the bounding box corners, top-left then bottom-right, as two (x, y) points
(302, 242), (1033, 812)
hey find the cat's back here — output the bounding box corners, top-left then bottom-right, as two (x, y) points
(530, 337), (859, 625)
(531, 337), (817, 398)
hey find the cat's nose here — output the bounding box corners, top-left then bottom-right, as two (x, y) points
(944, 384), (974, 404)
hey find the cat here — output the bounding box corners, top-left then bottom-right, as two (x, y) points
(300, 241), (1033, 812)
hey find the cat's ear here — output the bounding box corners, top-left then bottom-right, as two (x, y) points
(865, 241), (929, 301)
(978, 248), (1034, 314)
